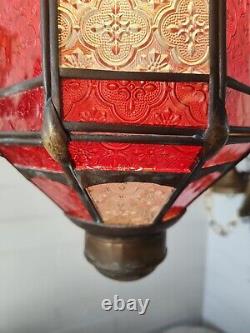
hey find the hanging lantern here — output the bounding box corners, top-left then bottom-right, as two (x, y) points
(0, 0), (250, 280)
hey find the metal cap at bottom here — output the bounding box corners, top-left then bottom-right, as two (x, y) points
(84, 231), (167, 281)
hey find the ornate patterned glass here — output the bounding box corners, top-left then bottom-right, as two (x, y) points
(0, 0), (250, 280)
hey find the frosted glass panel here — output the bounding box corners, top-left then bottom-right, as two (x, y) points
(88, 182), (175, 226)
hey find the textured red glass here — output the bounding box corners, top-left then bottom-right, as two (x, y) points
(227, 0), (250, 85)
(226, 88), (250, 127)
(62, 80), (208, 128)
(32, 177), (92, 221)
(0, 0), (42, 88)
(69, 142), (202, 173)
(204, 144), (250, 168)
(0, 146), (62, 171)
(0, 88), (43, 131)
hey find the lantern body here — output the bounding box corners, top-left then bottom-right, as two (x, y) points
(0, 0), (250, 280)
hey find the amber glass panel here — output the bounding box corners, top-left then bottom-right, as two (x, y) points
(227, 0), (250, 85)
(88, 182), (174, 226)
(32, 177), (92, 222)
(0, 0), (41, 88)
(62, 80), (208, 128)
(69, 142), (202, 173)
(58, 0), (209, 73)
(226, 88), (250, 127)
(0, 88), (44, 131)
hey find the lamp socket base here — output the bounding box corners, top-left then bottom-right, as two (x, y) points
(84, 230), (167, 281)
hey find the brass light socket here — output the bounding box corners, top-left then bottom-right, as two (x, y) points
(84, 231), (167, 281)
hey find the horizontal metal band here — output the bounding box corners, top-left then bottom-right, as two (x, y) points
(227, 77), (250, 95)
(17, 168), (184, 187)
(1, 130), (249, 147)
(228, 127), (250, 144)
(230, 126), (250, 134)
(0, 76), (43, 98)
(64, 122), (205, 136)
(228, 135), (250, 144)
(60, 68), (209, 83)
(0, 132), (42, 146)
(69, 132), (203, 146)
(16, 162), (233, 188)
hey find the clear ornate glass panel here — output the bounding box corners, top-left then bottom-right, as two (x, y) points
(58, 0), (210, 73)
(88, 182), (175, 225)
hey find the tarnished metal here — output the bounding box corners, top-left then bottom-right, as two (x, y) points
(84, 231), (167, 281)
(42, 98), (69, 164)
(0, 0), (250, 282)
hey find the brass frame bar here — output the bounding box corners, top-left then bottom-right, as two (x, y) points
(60, 68), (209, 83)
(153, 0), (228, 224)
(0, 0), (250, 229)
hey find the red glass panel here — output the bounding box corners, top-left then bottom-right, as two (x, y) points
(0, 146), (62, 171)
(0, 88), (43, 131)
(62, 80), (208, 128)
(226, 88), (250, 127)
(0, 0), (42, 88)
(69, 142), (202, 173)
(204, 144), (250, 168)
(227, 0), (250, 85)
(172, 172), (221, 209)
(32, 177), (92, 221)
(163, 207), (185, 222)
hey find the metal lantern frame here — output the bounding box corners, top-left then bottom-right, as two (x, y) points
(0, 0), (250, 278)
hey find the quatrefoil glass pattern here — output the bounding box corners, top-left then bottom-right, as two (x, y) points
(58, 0), (210, 73)
(0, 0), (250, 229)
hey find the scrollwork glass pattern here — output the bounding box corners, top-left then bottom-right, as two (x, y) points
(69, 141), (202, 172)
(62, 79), (208, 128)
